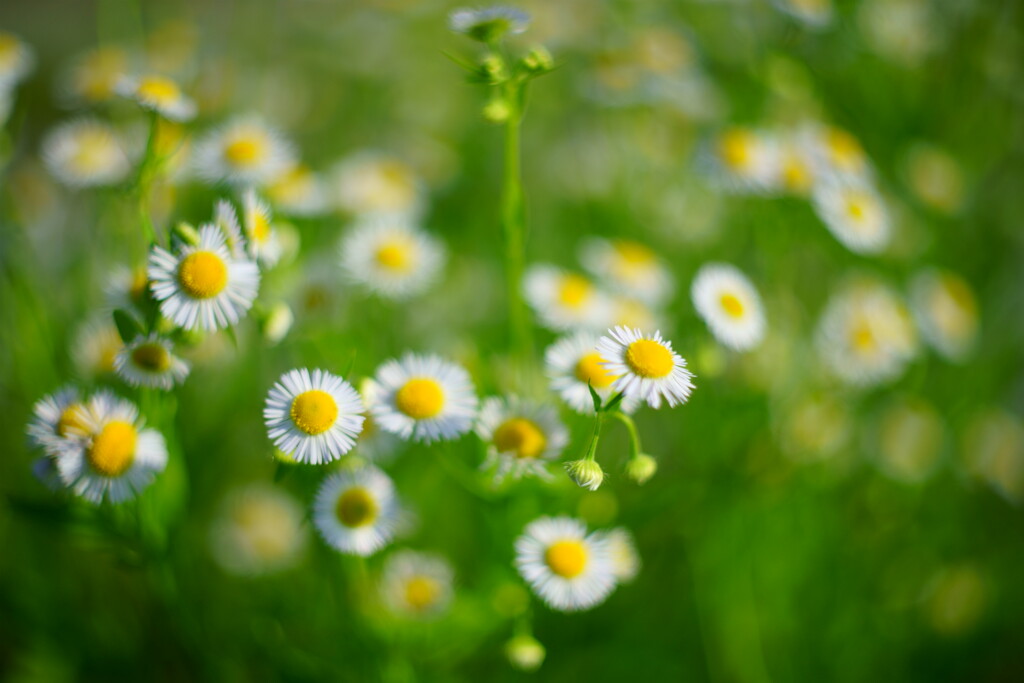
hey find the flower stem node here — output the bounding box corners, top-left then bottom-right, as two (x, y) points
(505, 634), (546, 672)
(483, 98), (512, 123)
(625, 453), (658, 485)
(173, 221), (201, 246)
(565, 458), (605, 492)
(478, 54), (508, 85)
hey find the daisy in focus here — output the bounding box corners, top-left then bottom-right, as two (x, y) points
(0, 31), (34, 88)
(116, 74), (196, 121)
(476, 396), (569, 482)
(544, 332), (638, 414)
(816, 279), (918, 387)
(114, 334), (190, 390)
(578, 238), (673, 305)
(55, 391), (168, 504)
(515, 516), (616, 612)
(811, 178), (891, 254)
(596, 326), (696, 409)
(380, 550), (454, 618)
(148, 224), (260, 332)
(264, 368), (364, 464)
(27, 387), (89, 455)
(241, 190), (282, 266)
(339, 217), (445, 299)
(524, 265), (611, 331)
(313, 465), (402, 556)
(367, 353), (478, 444)
(910, 269), (979, 361)
(691, 263), (767, 352)
(329, 152), (423, 218)
(209, 485), (308, 576)
(194, 116), (294, 186)
(41, 119), (130, 188)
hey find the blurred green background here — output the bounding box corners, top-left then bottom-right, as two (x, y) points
(2, 0), (1024, 681)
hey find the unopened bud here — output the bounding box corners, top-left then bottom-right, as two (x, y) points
(173, 221), (201, 246)
(483, 98), (512, 123)
(505, 634), (545, 672)
(565, 459), (605, 492)
(521, 45), (553, 74)
(625, 453), (657, 485)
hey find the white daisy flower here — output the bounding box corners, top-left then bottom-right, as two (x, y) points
(449, 7), (531, 40)
(55, 391), (168, 504)
(148, 224), (260, 332)
(41, 119), (131, 188)
(705, 127), (779, 193)
(524, 265), (611, 332)
(381, 550), (454, 618)
(802, 124), (872, 181)
(811, 177), (891, 254)
(27, 387), (89, 455)
(476, 396), (569, 483)
(264, 368), (364, 464)
(57, 45), (129, 105)
(601, 527), (641, 583)
(910, 269), (978, 362)
(691, 263), (767, 352)
(367, 353), (478, 444)
(514, 516), (616, 612)
(578, 238), (673, 305)
(596, 326), (696, 409)
(116, 74), (196, 122)
(328, 151), (424, 218)
(816, 279), (918, 387)
(70, 315), (123, 379)
(114, 334), (190, 390)
(193, 116), (294, 186)
(544, 332), (639, 414)
(313, 465), (401, 556)
(209, 484), (308, 576)
(213, 198), (246, 258)
(0, 31), (34, 88)
(771, 133), (816, 195)
(339, 217), (445, 299)
(241, 189), (282, 266)
(265, 163), (328, 216)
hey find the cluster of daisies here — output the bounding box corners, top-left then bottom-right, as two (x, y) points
(706, 122), (892, 255)
(526, 239), (768, 356)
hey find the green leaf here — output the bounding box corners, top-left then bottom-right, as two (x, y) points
(605, 391), (626, 413)
(113, 309), (143, 344)
(588, 381), (603, 412)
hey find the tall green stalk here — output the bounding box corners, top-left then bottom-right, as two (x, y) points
(501, 101), (531, 370)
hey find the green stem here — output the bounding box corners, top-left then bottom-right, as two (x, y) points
(583, 411), (606, 462)
(610, 411), (642, 460)
(134, 112), (161, 247)
(500, 86), (531, 374)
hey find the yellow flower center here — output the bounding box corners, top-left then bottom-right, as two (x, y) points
(70, 131), (115, 174)
(57, 403), (89, 437)
(493, 418), (547, 459)
(289, 390), (338, 435)
(225, 136), (266, 167)
(827, 128), (863, 168)
(719, 129), (754, 170)
(545, 539), (588, 578)
(131, 342), (172, 372)
(78, 48), (126, 101)
(0, 34), (18, 65)
(395, 378), (445, 419)
(851, 322), (877, 352)
(335, 487), (377, 528)
(720, 293), (745, 318)
(87, 420), (137, 477)
(404, 576), (440, 611)
(129, 268), (149, 304)
(625, 339), (675, 379)
(136, 76), (181, 106)
(375, 241), (412, 272)
(177, 251), (228, 299)
(782, 157), (811, 192)
(615, 241), (654, 265)
(558, 275), (593, 309)
(251, 211), (271, 243)
(846, 197), (867, 221)
(574, 352), (617, 389)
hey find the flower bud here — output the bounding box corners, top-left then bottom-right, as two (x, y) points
(172, 220), (201, 246)
(478, 54), (508, 84)
(482, 98), (512, 123)
(565, 459), (605, 491)
(505, 634), (545, 672)
(521, 45), (553, 74)
(261, 302), (294, 345)
(625, 453), (657, 485)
